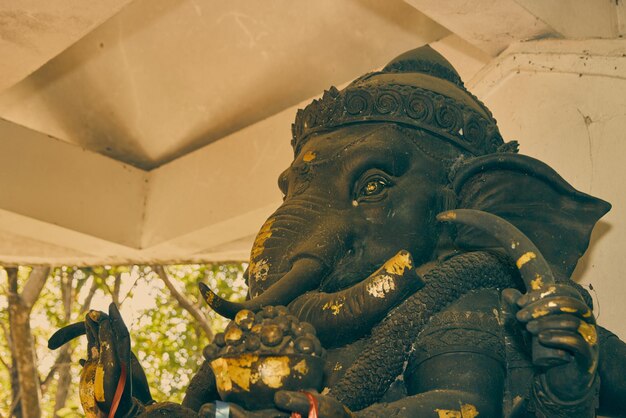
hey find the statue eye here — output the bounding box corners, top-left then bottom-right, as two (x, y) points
(362, 179), (386, 196)
(356, 173), (392, 202)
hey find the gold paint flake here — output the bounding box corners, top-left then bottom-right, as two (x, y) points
(293, 359), (309, 375)
(384, 251), (413, 275)
(251, 218), (275, 260)
(250, 258), (271, 282)
(435, 403), (479, 418)
(438, 211), (457, 221)
(90, 346), (99, 360)
(540, 286), (557, 298)
(303, 151), (317, 162)
(436, 409), (461, 418)
(322, 299), (344, 315)
(79, 362), (99, 418)
(204, 289), (216, 305)
(560, 307), (577, 313)
(366, 274), (396, 298)
(460, 404), (479, 418)
(258, 356), (291, 389)
(578, 322), (598, 345)
(88, 311), (102, 322)
(211, 355), (258, 392)
(530, 274), (544, 291)
(333, 362), (343, 371)
(94, 364), (106, 402)
(532, 308), (550, 318)
(517, 252), (537, 270)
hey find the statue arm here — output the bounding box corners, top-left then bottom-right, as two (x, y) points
(182, 360), (219, 411)
(350, 291), (506, 417)
(353, 351), (505, 418)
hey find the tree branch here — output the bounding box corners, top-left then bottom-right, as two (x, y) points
(21, 266), (50, 310)
(9, 389), (21, 417)
(0, 352), (9, 371)
(40, 348), (71, 393)
(0, 320), (11, 347)
(6, 267), (18, 294)
(112, 272), (121, 306)
(79, 277), (99, 315)
(152, 265), (214, 341)
(42, 274), (98, 395)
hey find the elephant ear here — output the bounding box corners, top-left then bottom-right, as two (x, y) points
(450, 153), (611, 278)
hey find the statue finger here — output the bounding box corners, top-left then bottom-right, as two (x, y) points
(502, 288), (523, 314)
(274, 391), (310, 415)
(95, 319), (123, 411)
(275, 391), (350, 418)
(79, 359), (100, 418)
(130, 351), (153, 404)
(47, 321), (86, 350)
(109, 303), (131, 359)
(538, 329), (596, 368)
(199, 402), (287, 418)
(109, 303), (135, 410)
(517, 284), (582, 307)
(198, 403), (222, 418)
(526, 314), (581, 335)
(516, 296), (592, 323)
(85, 312), (102, 361)
(198, 403), (216, 418)
(98, 316), (134, 415)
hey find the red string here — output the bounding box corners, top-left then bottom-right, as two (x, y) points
(289, 391), (319, 418)
(303, 392), (319, 418)
(108, 363), (127, 418)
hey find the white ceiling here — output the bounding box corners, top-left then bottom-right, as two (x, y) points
(0, 0), (625, 265)
(0, 0), (448, 169)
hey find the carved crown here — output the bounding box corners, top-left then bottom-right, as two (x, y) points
(291, 46), (505, 157)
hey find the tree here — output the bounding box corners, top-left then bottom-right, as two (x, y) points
(6, 266), (50, 418)
(130, 263), (246, 402)
(0, 262), (247, 416)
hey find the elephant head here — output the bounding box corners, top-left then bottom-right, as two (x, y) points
(201, 46), (610, 347)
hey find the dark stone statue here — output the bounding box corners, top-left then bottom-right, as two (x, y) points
(49, 46), (626, 417)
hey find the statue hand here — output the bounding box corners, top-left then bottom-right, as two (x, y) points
(80, 303), (140, 417)
(198, 402), (288, 418)
(274, 390), (353, 418)
(198, 391), (353, 418)
(503, 285), (599, 401)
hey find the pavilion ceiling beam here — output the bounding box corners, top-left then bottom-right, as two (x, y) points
(0, 0), (135, 93)
(0, 98), (298, 264)
(618, 0), (626, 37)
(403, 0), (557, 56)
(140, 99), (297, 260)
(514, 0), (620, 39)
(0, 118), (146, 249)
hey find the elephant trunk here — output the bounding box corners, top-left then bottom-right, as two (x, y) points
(200, 198), (352, 319)
(199, 257), (327, 319)
(288, 251), (424, 347)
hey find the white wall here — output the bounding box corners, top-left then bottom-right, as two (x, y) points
(472, 40), (626, 340)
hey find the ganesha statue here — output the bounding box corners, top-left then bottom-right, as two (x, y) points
(50, 46), (626, 417)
